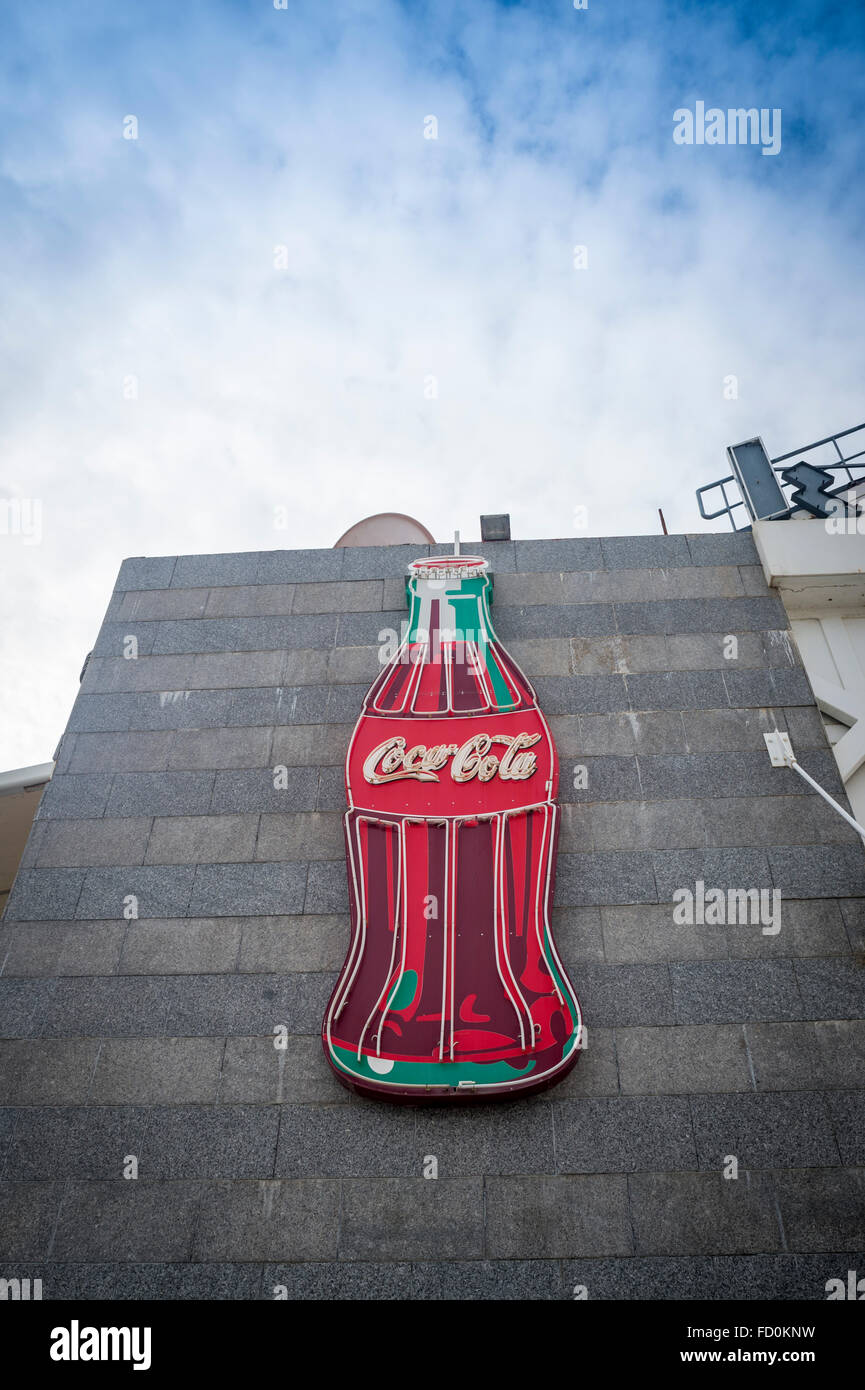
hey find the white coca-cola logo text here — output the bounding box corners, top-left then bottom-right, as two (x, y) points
(363, 732), (540, 785)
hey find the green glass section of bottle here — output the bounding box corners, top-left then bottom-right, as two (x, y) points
(385, 968), (418, 1013)
(329, 1041), (537, 1089)
(404, 572), (516, 710)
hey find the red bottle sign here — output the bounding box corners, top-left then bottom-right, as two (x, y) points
(322, 556), (582, 1100)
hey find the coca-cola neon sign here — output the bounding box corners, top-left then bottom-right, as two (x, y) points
(322, 554), (583, 1100)
(363, 732), (540, 784)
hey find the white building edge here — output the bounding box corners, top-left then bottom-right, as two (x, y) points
(753, 518), (865, 829)
(697, 422), (865, 832)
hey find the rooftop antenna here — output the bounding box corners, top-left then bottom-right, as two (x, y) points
(453, 530), (461, 556)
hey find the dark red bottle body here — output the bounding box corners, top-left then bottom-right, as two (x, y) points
(323, 556), (582, 1100)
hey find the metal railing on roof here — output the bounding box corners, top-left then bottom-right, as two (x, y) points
(696, 422), (865, 529)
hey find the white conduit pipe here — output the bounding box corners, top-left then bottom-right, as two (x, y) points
(764, 730), (865, 845)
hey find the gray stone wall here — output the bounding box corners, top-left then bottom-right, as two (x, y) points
(1, 531), (864, 1300)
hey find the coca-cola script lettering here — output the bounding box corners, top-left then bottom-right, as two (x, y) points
(363, 732), (540, 784)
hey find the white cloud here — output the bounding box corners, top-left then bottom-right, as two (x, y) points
(0, 0), (863, 763)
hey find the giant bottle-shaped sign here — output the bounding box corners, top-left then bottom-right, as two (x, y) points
(322, 556), (582, 1100)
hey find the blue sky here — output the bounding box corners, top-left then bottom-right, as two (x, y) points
(1, 0), (864, 764)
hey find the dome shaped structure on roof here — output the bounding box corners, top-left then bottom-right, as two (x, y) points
(334, 513), (435, 547)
